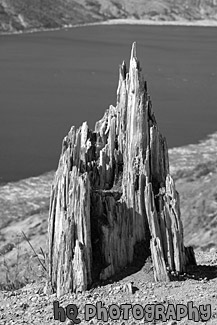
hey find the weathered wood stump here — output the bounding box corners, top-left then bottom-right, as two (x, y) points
(48, 42), (194, 297)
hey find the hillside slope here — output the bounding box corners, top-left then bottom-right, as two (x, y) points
(0, 0), (217, 33)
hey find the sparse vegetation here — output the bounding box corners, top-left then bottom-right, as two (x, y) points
(0, 232), (48, 291)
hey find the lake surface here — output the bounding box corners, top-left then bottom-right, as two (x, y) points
(0, 24), (217, 183)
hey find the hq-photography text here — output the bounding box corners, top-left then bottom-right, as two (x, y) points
(53, 301), (211, 323)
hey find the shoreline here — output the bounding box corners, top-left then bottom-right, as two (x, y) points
(99, 18), (217, 27)
(1, 17), (217, 36)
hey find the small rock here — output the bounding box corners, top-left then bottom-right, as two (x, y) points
(43, 282), (53, 295)
(209, 247), (216, 254)
(125, 282), (133, 294)
(20, 303), (29, 310)
(86, 294), (92, 298)
(93, 294), (99, 299)
(30, 296), (38, 302)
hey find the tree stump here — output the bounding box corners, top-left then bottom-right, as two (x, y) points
(48, 42), (193, 297)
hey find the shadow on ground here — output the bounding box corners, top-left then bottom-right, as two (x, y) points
(186, 263), (217, 281)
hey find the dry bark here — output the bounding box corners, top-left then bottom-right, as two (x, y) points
(48, 42), (192, 297)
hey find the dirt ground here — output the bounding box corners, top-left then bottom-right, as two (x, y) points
(0, 250), (217, 325)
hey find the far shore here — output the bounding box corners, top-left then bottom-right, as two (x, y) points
(98, 18), (217, 27)
(1, 17), (217, 36)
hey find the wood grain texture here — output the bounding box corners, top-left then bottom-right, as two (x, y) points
(48, 42), (190, 296)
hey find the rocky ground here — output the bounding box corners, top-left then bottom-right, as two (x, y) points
(0, 0), (217, 34)
(0, 251), (217, 324)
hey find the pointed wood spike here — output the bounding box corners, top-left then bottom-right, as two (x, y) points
(130, 41), (137, 61)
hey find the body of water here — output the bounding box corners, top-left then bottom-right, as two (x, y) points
(0, 24), (217, 183)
